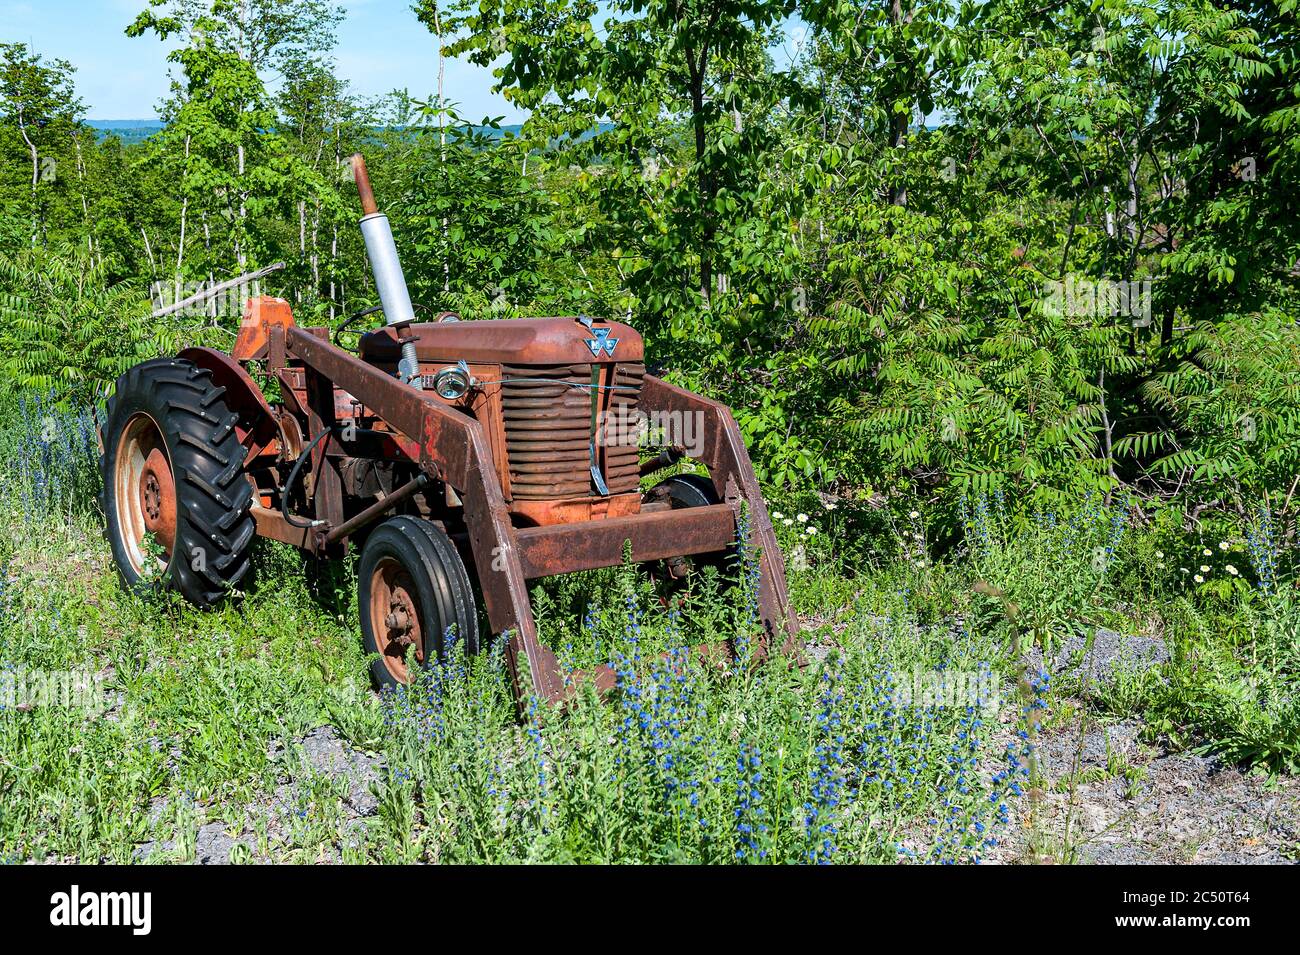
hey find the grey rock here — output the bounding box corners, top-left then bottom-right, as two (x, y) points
(1025, 627), (1168, 696)
(803, 643), (833, 663)
(295, 726), (384, 818)
(1061, 627), (1168, 690)
(146, 796), (169, 826)
(194, 821), (238, 865)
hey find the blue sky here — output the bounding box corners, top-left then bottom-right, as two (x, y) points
(0, 0), (525, 121)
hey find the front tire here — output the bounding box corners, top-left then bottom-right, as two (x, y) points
(358, 516), (480, 690)
(642, 473), (736, 595)
(100, 357), (256, 606)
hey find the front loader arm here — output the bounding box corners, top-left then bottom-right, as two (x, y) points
(269, 329), (799, 707)
(639, 375), (800, 656)
(282, 325), (566, 705)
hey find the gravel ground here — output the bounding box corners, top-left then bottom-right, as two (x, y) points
(122, 622), (1297, 864)
(134, 725), (385, 864)
(988, 717), (1300, 864)
(987, 627), (1298, 864)
(128, 715), (1299, 864)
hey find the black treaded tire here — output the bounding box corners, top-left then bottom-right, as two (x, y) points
(653, 473), (721, 512)
(100, 357), (256, 606)
(358, 516), (480, 690)
(643, 473), (736, 588)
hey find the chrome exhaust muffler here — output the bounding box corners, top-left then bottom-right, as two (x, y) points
(351, 153), (422, 389)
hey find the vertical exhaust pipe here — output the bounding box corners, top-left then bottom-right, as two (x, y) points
(351, 153), (422, 390)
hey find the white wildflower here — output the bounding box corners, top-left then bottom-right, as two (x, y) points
(790, 544), (809, 572)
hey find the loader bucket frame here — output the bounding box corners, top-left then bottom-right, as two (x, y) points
(239, 316), (799, 707)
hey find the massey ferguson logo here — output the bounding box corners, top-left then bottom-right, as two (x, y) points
(585, 327), (619, 357)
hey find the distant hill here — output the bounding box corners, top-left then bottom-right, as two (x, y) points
(85, 120), (534, 146)
(89, 119), (162, 128)
(84, 120), (611, 147)
(88, 120), (164, 145)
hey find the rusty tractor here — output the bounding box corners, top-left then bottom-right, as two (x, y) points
(99, 153), (797, 708)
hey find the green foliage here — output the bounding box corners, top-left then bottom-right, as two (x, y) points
(1119, 596), (1300, 774)
(128, 2), (342, 287)
(5, 1), (1298, 508)
(440, 0), (803, 345)
(1, 396), (1296, 862)
(0, 246), (164, 404)
(1141, 308), (1300, 492)
(807, 170), (1125, 498)
(2, 0), (1300, 865)
(0, 508), (1025, 863)
(961, 492), (1131, 654)
(0, 393), (101, 522)
(394, 124), (579, 312)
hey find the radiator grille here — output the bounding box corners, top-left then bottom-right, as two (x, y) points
(500, 363), (644, 500)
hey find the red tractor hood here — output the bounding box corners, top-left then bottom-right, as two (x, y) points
(359, 316), (644, 366)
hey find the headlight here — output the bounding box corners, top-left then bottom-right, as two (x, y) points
(432, 360), (472, 400)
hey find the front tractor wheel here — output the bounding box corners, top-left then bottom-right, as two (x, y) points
(100, 357), (255, 606)
(358, 516), (480, 690)
(643, 474), (736, 590)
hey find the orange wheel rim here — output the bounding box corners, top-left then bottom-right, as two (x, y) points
(369, 557), (424, 683)
(114, 413), (176, 576)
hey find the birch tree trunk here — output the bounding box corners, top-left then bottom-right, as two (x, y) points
(17, 106), (38, 244)
(72, 131), (96, 266)
(431, 2), (451, 296)
(176, 134), (191, 282)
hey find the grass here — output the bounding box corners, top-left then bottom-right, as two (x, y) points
(0, 396), (1296, 864)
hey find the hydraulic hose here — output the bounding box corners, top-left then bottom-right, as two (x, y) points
(281, 428), (332, 529)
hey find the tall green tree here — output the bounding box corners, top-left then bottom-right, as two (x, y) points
(0, 44), (83, 246)
(275, 55), (376, 319)
(434, 0), (801, 340)
(128, 0), (343, 294)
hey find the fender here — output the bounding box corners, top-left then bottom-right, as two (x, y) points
(178, 346), (280, 460)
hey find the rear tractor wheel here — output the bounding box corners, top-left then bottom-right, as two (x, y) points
(100, 357), (256, 606)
